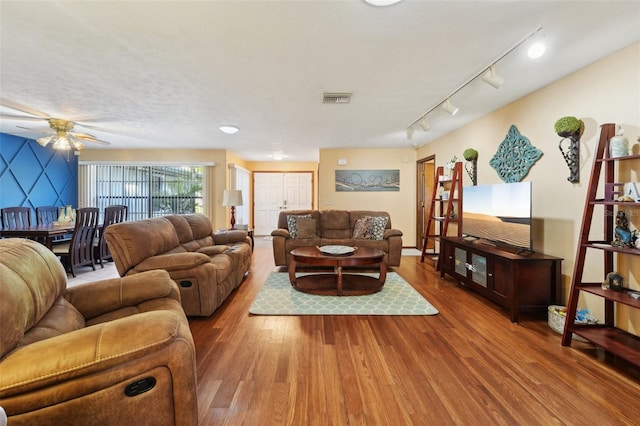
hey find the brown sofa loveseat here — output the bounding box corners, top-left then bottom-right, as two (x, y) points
(0, 238), (197, 425)
(271, 210), (403, 267)
(105, 213), (252, 317)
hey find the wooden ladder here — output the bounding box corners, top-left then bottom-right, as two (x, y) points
(421, 162), (462, 264)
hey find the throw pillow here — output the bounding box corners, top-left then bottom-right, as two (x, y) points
(352, 217), (373, 239)
(286, 214), (311, 239)
(352, 216), (388, 240)
(296, 217), (318, 239)
(368, 216), (389, 240)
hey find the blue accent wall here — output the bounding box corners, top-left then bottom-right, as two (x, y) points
(0, 132), (78, 212)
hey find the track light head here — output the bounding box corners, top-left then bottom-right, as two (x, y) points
(418, 116), (430, 131)
(441, 99), (459, 116)
(482, 66), (504, 89)
(406, 127), (414, 140)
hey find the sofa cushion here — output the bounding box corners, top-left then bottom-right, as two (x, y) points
(352, 216), (388, 240)
(369, 216), (389, 240)
(296, 217), (318, 239)
(0, 239), (73, 356)
(353, 217), (372, 239)
(105, 217), (180, 276)
(286, 214), (311, 239)
(321, 210), (351, 239)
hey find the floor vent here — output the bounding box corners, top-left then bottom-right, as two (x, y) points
(322, 92), (352, 104)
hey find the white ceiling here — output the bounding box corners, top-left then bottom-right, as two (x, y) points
(1, 0), (639, 162)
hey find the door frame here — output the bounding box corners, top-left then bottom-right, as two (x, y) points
(416, 155), (436, 249)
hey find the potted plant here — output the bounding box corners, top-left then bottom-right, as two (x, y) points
(554, 116), (583, 138)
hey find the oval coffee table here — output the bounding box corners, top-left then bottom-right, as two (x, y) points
(288, 246), (387, 296)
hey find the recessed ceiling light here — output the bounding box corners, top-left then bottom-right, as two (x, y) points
(219, 125), (239, 134)
(364, 0), (403, 6)
(528, 42), (546, 59)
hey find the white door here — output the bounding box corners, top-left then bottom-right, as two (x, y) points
(253, 172), (312, 235)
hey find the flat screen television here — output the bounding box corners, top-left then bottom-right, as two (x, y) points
(462, 181), (532, 251)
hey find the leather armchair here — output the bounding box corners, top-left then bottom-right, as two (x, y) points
(0, 238), (197, 425)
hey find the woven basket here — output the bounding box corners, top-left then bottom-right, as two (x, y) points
(548, 305), (598, 342)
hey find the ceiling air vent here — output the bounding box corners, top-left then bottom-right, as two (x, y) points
(322, 92), (352, 104)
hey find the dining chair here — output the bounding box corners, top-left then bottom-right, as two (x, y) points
(52, 207), (99, 277)
(35, 206), (60, 225)
(1, 207), (31, 229)
(94, 205), (128, 267)
(36, 206), (71, 243)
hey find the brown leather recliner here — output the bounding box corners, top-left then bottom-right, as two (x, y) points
(271, 209), (403, 267)
(105, 214), (252, 317)
(0, 238), (197, 425)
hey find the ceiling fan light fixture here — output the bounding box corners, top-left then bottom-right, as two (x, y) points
(52, 133), (84, 151)
(37, 136), (53, 147)
(441, 99), (459, 116)
(219, 125), (239, 134)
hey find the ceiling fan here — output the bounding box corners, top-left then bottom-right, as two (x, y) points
(1, 99), (111, 150)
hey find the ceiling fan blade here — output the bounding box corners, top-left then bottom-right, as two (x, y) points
(73, 122), (110, 131)
(75, 134), (111, 145)
(0, 98), (51, 118)
(16, 125), (51, 131)
(0, 113), (49, 122)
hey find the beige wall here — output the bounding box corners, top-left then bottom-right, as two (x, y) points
(78, 42), (639, 330)
(417, 42), (640, 330)
(318, 148), (418, 244)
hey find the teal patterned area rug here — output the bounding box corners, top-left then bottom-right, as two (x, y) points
(249, 272), (438, 316)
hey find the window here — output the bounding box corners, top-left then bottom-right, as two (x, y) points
(80, 164), (204, 221)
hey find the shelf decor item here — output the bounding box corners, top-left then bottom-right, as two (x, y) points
(609, 125), (629, 157)
(463, 148), (478, 185)
(490, 125), (543, 183)
(554, 116), (584, 183)
(611, 211), (638, 248)
(605, 272), (624, 291)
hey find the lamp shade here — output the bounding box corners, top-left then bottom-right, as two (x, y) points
(222, 189), (243, 207)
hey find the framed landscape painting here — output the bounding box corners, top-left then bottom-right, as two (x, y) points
(335, 169), (399, 192)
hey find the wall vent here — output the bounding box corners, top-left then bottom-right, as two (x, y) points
(322, 92), (352, 104)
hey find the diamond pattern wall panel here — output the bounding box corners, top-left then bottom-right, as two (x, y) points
(0, 133), (78, 211)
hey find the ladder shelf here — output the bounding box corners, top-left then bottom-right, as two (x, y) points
(561, 123), (640, 367)
(420, 162), (462, 264)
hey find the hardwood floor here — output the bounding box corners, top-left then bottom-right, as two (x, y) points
(187, 238), (640, 425)
(68, 240), (640, 424)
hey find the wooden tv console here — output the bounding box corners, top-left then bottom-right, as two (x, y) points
(439, 237), (563, 322)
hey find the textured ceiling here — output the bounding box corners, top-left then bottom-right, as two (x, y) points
(1, 0), (639, 161)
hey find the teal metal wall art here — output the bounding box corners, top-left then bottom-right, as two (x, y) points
(490, 125), (543, 183)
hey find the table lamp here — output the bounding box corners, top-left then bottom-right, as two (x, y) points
(222, 189), (243, 229)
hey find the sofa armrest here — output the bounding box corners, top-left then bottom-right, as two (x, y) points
(133, 252), (210, 273)
(384, 228), (403, 239)
(213, 230), (248, 245)
(271, 228), (290, 238)
(0, 310), (190, 396)
(197, 245), (229, 256)
(64, 270), (180, 320)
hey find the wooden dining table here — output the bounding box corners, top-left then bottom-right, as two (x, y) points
(0, 223), (75, 249)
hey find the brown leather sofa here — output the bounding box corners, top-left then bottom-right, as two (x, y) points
(0, 238), (197, 426)
(271, 209), (403, 267)
(105, 213), (252, 317)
